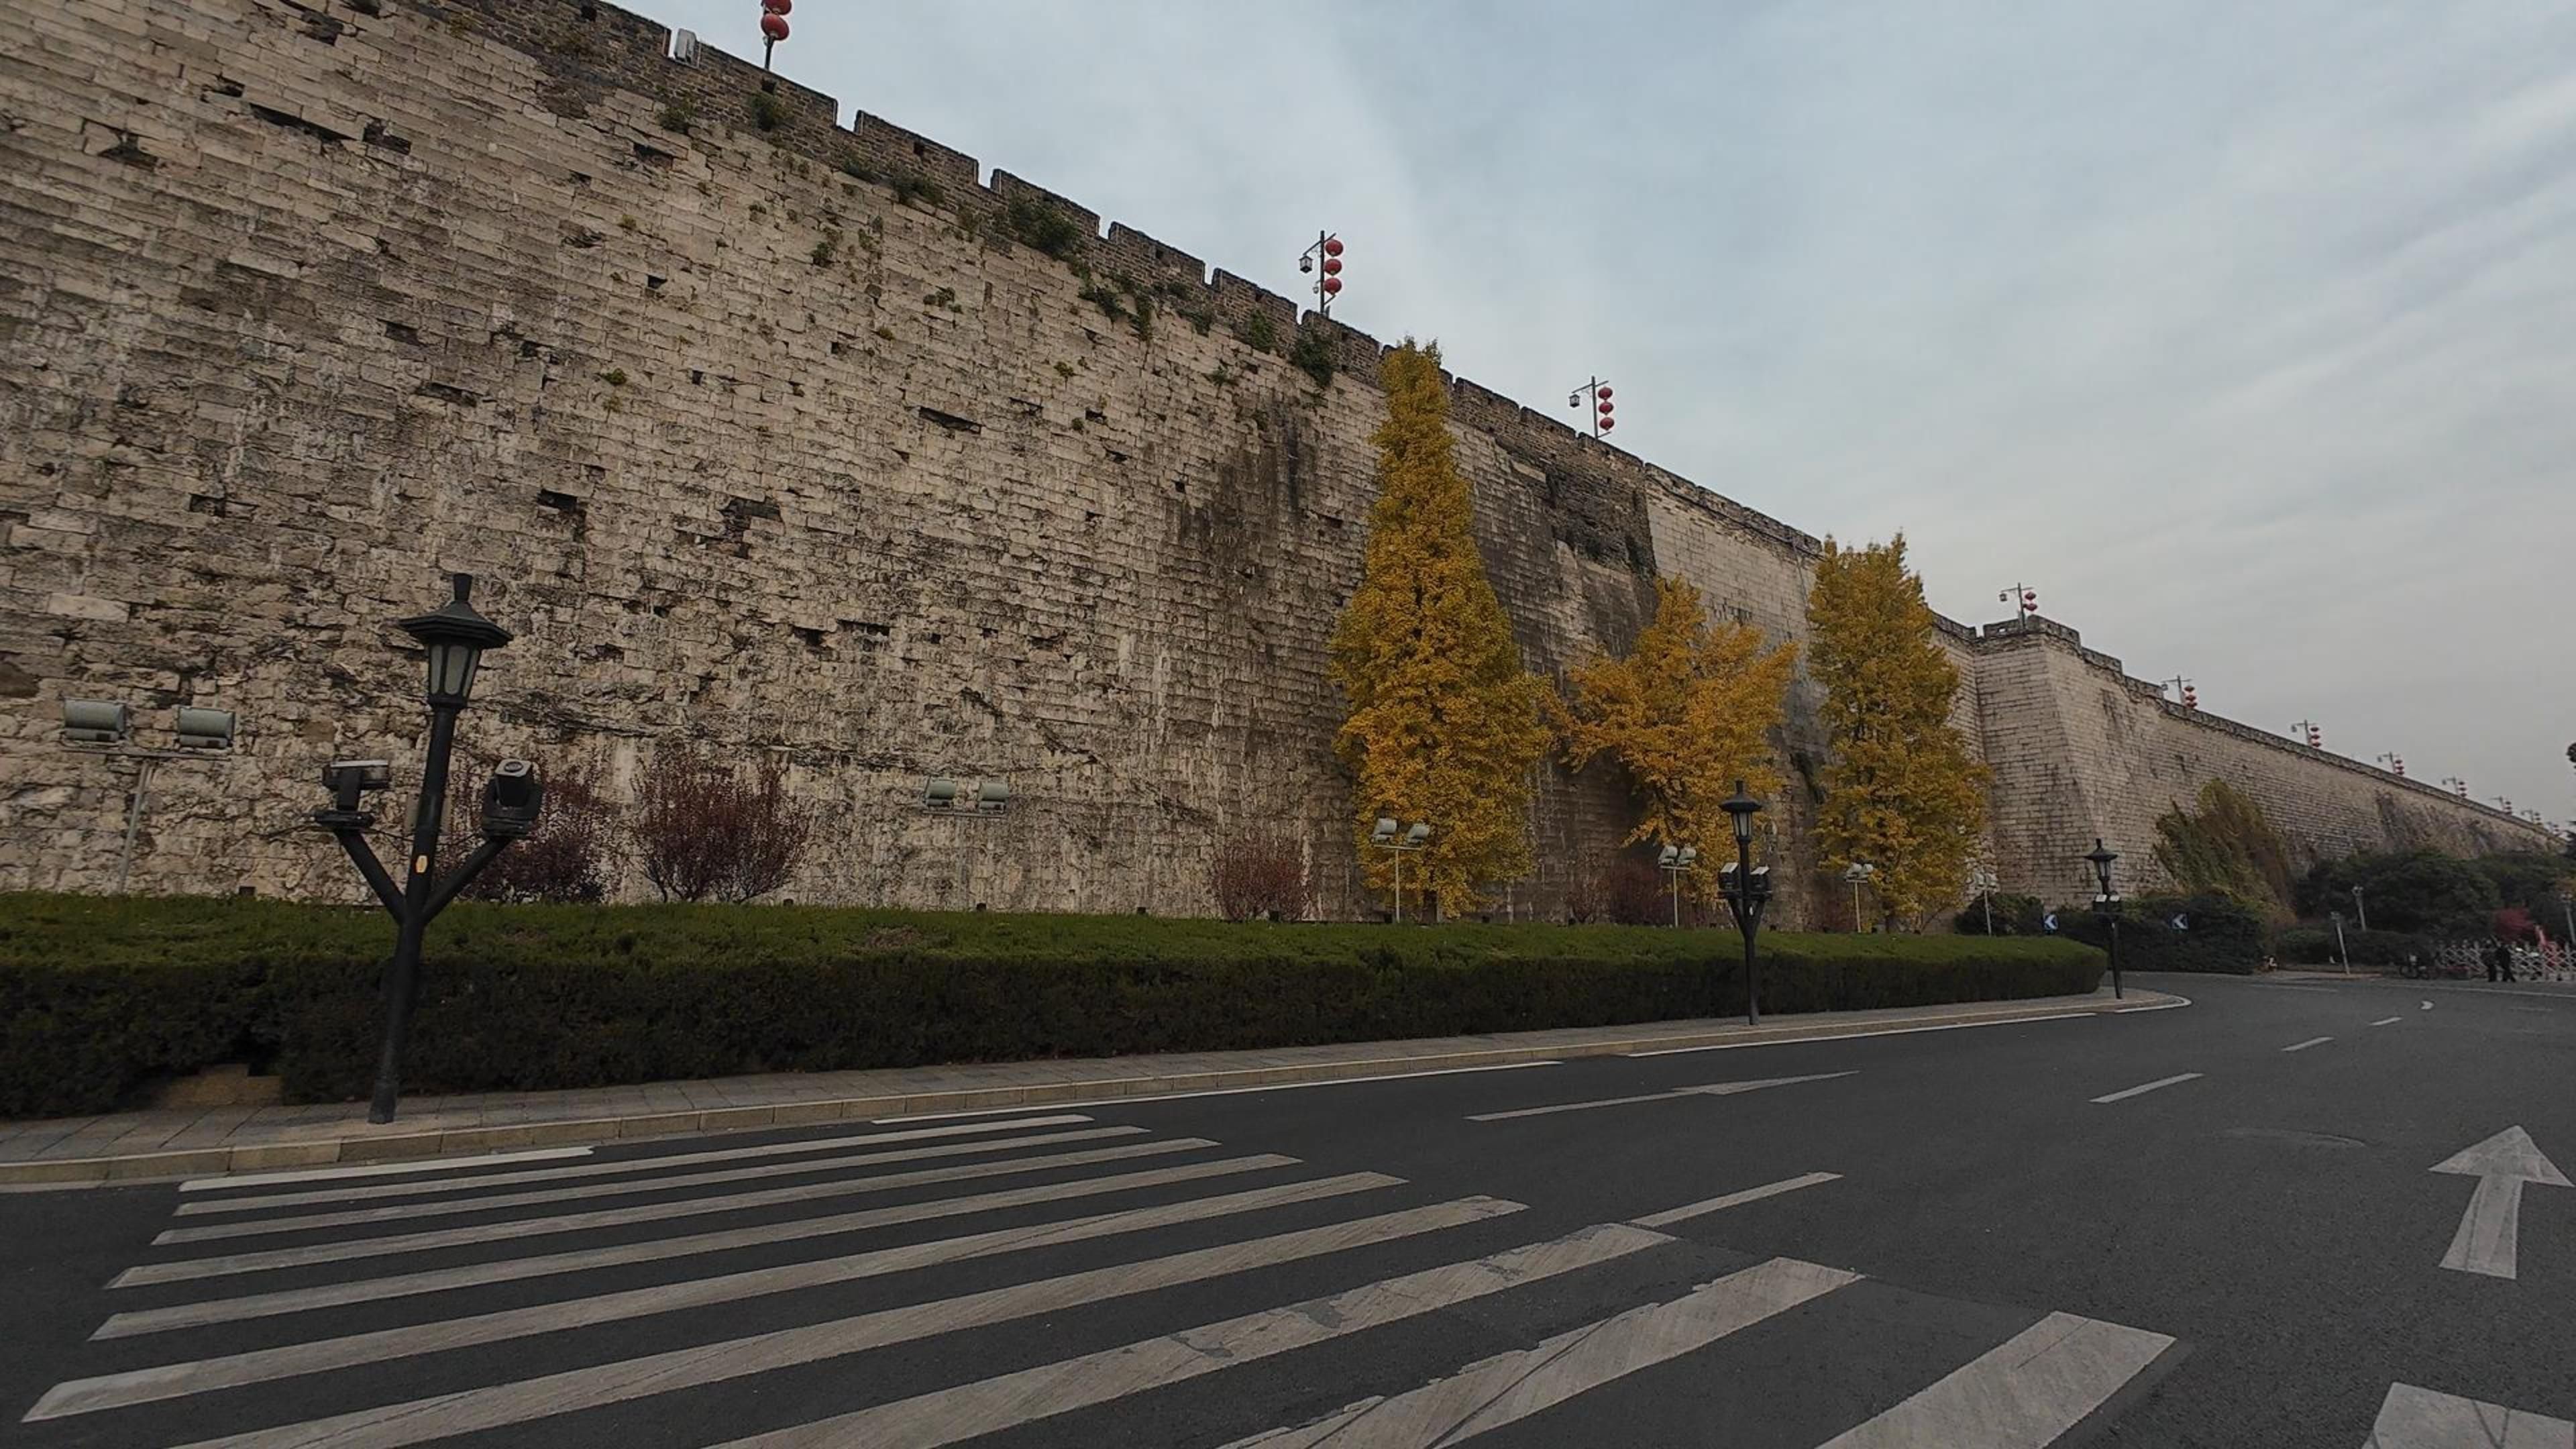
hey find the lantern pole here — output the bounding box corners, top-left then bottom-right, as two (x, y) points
(1566, 378), (1615, 439)
(758, 0), (790, 70)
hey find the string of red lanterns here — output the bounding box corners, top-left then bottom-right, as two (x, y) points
(1298, 231), (1346, 314)
(1567, 378), (1615, 437)
(759, 0), (790, 66)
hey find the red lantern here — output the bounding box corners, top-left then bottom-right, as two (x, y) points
(1595, 385), (1612, 400)
(1323, 237), (1344, 257)
(1597, 400), (1614, 417)
(763, 0), (790, 11)
(1322, 275), (1342, 295)
(1322, 256), (1342, 276)
(1600, 416), (1615, 431)
(761, 11), (788, 39)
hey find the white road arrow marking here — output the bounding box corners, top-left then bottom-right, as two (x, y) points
(1466, 1073), (1854, 1122)
(2362, 1381), (2575, 1448)
(2420, 1000), (2433, 1011)
(2432, 1126), (2569, 1280)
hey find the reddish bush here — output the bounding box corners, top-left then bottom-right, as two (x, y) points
(2495, 906), (2540, 945)
(629, 746), (814, 903)
(1210, 830), (1313, 921)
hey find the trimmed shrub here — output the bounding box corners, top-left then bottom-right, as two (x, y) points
(0, 893), (2104, 1118)
(2275, 924), (2439, 967)
(1952, 892), (2046, 936)
(2053, 892), (2267, 973)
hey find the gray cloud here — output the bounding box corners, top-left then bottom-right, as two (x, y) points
(656, 0), (2576, 826)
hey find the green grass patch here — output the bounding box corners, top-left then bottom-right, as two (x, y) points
(0, 894), (2102, 1118)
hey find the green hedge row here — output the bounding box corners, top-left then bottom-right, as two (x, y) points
(2051, 893), (2269, 974)
(2274, 925), (2442, 967)
(0, 894), (2104, 1118)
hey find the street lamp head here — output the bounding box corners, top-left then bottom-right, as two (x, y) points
(2086, 838), (2118, 896)
(1748, 864), (1772, 898)
(1721, 779), (1762, 846)
(1403, 822), (1432, 847)
(398, 574), (512, 708)
(1676, 846), (1698, 868)
(1371, 817), (1398, 845)
(1658, 845), (1678, 868)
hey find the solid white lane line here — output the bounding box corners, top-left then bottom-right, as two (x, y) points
(2283, 1037), (2334, 1053)
(112, 1137), (1212, 1287)
(1627, 1014), (2092, 1057)
(99, 1155), (1303, 1339)
(2369, 1017), (2402, 1027)
(874, 1061), (1562, 1122)
(180, 1148), (593, 1193)
(172, 1197), (1531, 1449)
(1631, 1173), (1842, 1229)
(154, 1126), (1143, 1244)
(2362, 1381), (2575, 1448)
(710, 1222), (1673, 1449)
(1220, 1257), (1858, 1447)
(36, 1171), (1405, 1419)
(1817, 1310), (2176, 1448)
(178, 1115), (1094, 1214)
(2090, 1073), (2203, 1104)
(1468, 1073), (1855, 1122)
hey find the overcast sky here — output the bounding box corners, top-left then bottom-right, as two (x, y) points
(655, 1), (2575, 829)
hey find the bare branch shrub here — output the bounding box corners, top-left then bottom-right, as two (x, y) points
(1210, 830), (1313, 922)
(441, 749), (619, 904)
(629, 746), (814, 903)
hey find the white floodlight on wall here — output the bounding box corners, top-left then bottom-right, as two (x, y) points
(174, 708), (237, 751)
(1403, 822), (1430, 847)
(60, 698), (130, 745)
(1371, 817), (1399, 845)
(1676, 846), (1699, 869)
(976, 780), (1010, 814)
(1658, 845), (1679, 868)
(924, 776), (959, 809)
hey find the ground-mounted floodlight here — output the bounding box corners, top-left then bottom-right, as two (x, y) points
(315, 574), (535, 1124)
(1657, 844), (1699, 928)
(60, 699), (131, 745)
(1841, 861), (1877, 932)
(174, 708), (235, 751)
(1968, 867), (2001, 934)
(60, 698), (244, 892)
(924, 776), (960, 809)
(977, 780), (1010, 814)
(1719, 782), (1771, 1024)
(1370, 816), (1431, 922)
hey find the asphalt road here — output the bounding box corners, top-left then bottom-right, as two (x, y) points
(5, 972), (2573, 1448)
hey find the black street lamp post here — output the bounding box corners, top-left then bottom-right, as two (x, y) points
(2086, 838), (2123, 1000)
(315, 575), (540, 1124)
(1718, 781), (1772, 1025)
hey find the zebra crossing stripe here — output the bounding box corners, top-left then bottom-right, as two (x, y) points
(34, 1169), (1407, 1419)
(2362, 1381), (2575, 1448)
(710, 1221), (1676, 1449)
(180, 1148), (594, 1192)
(1222, 1256), (1859, 1446)
(175, 1114), (1095, 1214)
(155, 1125), (1145, 1244)
(98, 1154), (1303, 1340)
(113, 1136), (1212, 1287)
(1816, 1310), (2175, 1448)
(168, 1196), (1528, 1449)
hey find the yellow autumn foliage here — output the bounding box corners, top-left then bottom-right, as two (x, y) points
(1557, 577), (1796, 899)
(1805, 535), (1991, 925)
(1329, 341), (1550, 917)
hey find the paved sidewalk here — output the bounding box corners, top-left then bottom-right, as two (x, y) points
(0, 986), (2176, 1185)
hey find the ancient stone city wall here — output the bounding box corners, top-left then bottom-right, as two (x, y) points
(0, 0), (2551, 922)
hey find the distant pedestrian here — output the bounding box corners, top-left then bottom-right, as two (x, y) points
(2487, 940), (2509, 982)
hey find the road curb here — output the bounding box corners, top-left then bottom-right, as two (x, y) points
(1, 990), (2173, 1186)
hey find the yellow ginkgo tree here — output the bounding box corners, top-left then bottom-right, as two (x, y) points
(1805, 535), (1990, 926)
(1329, 341), (1550, 918)
(1557, 577), (1797, 896)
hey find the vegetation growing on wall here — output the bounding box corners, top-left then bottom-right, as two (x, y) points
(1556, 577), (1796, 899)
(1330, 342), (1550, 918)
(1806, 535), (1990, 926)
(2151, 780), (2296, 918)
